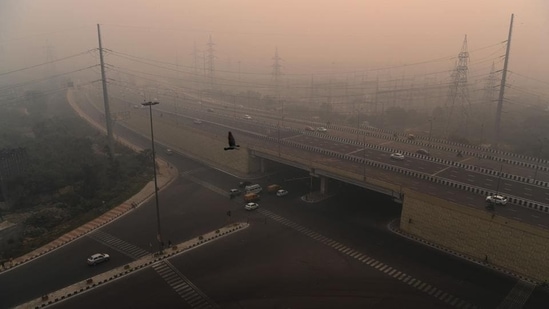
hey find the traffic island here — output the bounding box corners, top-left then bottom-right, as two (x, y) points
(16, 222), (249, 309)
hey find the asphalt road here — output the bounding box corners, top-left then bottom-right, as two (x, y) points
(41, 163), (549, 309)
(143, 96), (549, 207)
(76, 89), (549, 229)
(4, 91), (549, 308)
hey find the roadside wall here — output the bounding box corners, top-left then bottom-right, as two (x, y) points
(400, 190), (549, 281)
(121, 112), (259, 175)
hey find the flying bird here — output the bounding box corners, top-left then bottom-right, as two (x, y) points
(224, 131), (240, 151)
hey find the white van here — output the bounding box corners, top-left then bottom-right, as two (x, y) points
(245, 184), (262, 194)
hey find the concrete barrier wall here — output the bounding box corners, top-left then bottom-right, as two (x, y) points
(400, 190), (549, 281)
(122, 113), (259, 175)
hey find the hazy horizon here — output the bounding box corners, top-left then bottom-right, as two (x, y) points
(1, 0), (548, 102)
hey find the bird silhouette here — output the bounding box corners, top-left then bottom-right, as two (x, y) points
(224, 131), (240, 150)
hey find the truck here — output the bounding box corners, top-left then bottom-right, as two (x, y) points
(244, 192), (260, 202)
(267, 184), (281, 194)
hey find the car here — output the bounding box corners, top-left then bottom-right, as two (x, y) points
(193, 119), (203, 124)
(416, 149), (430, 156)
(316, 127), (327, 132)
(244, 202), (259, 211)
(229, 188), (241, 196)
(207, 108), (214, 112)
(486, 195), (507, 205)
(305, 126), (315, 131)
(276, 189), (288, 197)
(166, 148), (173, 155)
(390, 153), (405, 160)
(407, 134), (416, 140)
(87, 253), (110, 266)
(243, 114), (252, 120)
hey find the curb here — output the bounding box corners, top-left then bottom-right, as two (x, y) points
(0, 162), (178, 273)
(17, 222), (249, 309)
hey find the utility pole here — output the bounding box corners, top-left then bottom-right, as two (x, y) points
(206, 35), (216, 91)
(97, 24), (114, 159)
(494, 14), (514, 149)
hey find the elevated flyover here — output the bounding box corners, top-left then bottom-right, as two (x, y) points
(69, 88), (549, 282)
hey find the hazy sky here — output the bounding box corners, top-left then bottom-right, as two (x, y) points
(1, 0), (548, 94)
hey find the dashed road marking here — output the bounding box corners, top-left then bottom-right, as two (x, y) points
(258, 209), (477, 309)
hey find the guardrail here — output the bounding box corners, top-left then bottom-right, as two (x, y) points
(324, 122), (549, 173)
(301, 129), (549, 188)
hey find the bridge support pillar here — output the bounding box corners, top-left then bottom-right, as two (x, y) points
(320, 176), (328, 194)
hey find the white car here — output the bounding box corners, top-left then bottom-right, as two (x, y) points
(243, 114), (252, 120)
(316, 127), (327, 132)
(245, 202), (259, 211)
(193, 119), (203, 124)
(390, 153), (405, 160)
(276, 189), (288, 197)
(486, 195), (507, 205)
(87, 253), (110, 266)
(229, 188), (241, 196)
(166, 148), (173, 155)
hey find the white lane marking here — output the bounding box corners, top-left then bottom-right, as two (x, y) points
(431, 166), (453, 176)
(258, 209), (476, 308)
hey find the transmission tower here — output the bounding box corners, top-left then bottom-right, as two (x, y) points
(271, 47), (283, 99)
(445, 35), (471, 135)
(43, 42), (57, 87)
(205, 35), (216, 91)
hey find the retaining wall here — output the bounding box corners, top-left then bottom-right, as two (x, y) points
(400, 189), (549, 282)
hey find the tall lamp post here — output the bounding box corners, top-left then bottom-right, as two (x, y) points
(142, 100), (163, 253)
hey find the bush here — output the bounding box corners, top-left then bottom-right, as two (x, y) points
(24, 226), (47, 238)
(24, 208), (70, 229)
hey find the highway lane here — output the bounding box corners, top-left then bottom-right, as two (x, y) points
(142, 102), (549, 210)
(189, 107), (549, 207)
(238, 108), (549, 182)
(76, 90), (549, 229)
(46, 167), (549, 309)
(18, 92), (549, 308)
(197, 100), (549, 181)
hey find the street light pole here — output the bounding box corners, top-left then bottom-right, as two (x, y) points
(142, 100), (163, 253)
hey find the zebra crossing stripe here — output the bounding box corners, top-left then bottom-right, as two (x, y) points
(258, 209), (476, 308)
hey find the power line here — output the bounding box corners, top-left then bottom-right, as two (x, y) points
(0, 50), (95, 77)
